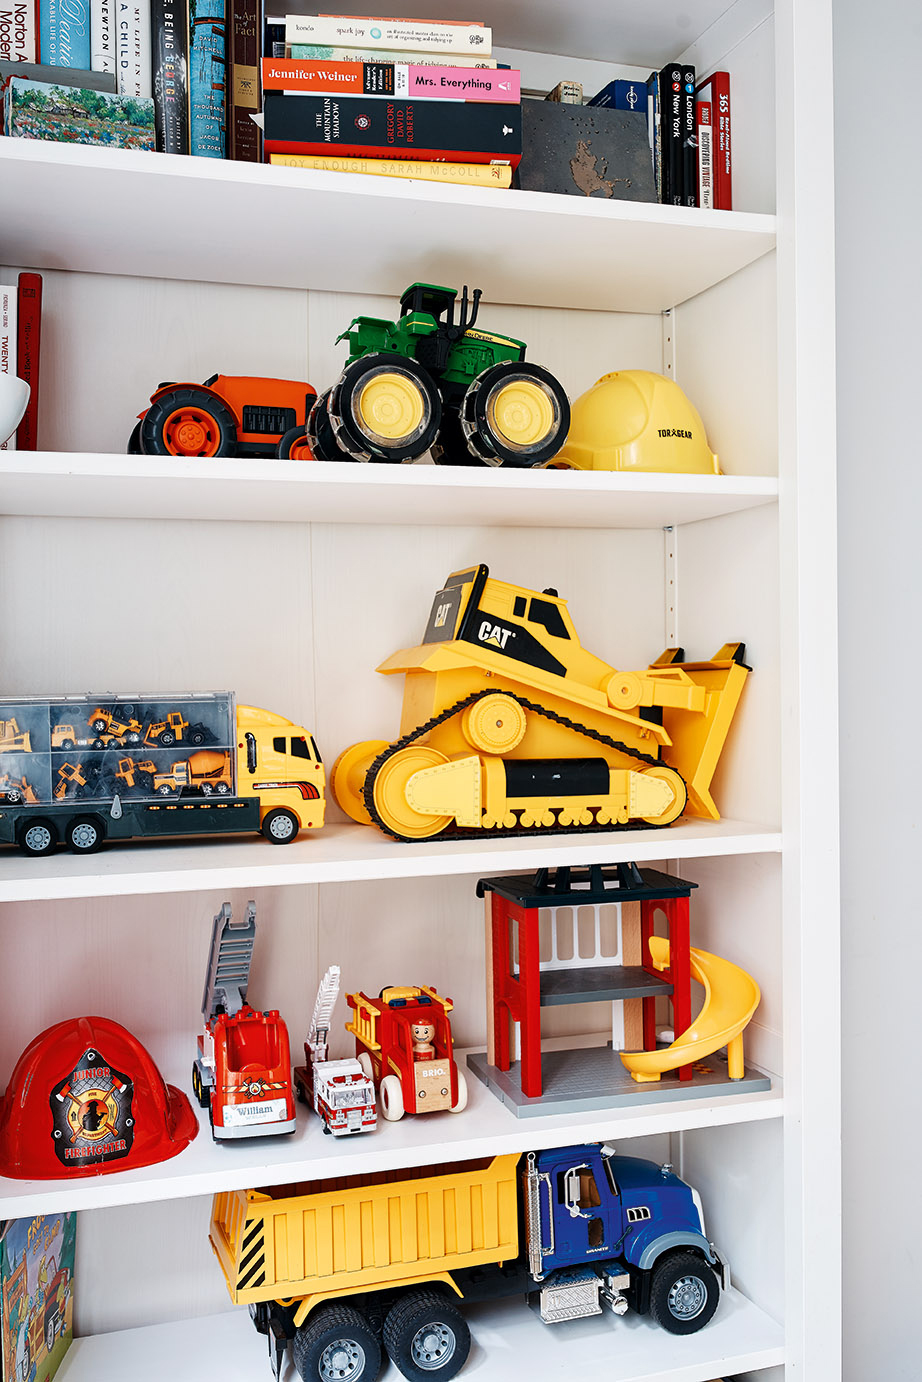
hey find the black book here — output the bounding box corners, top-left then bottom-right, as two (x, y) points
(151, 0), (190, 154)
(658, 61), (684, 205)
(682, 64), (697, 206)
(262, 92), (522, 162)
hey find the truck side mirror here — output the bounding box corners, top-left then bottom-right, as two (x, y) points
(564, 1165), (590, 1219)
(245, 732), (257, 774)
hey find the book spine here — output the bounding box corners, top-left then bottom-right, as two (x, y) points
(659, 62), (683, 205)
(290, 44), (496, 68)
(682, 63), (696, 207)
(284, 14), (491, 57)
(270, 151), (512, 186)
(0, 283), (17, 452)
(15, 271), (41, 450)
(115, 0), (152, 95)
(711, 70), (731, 209)
(646, 70), (661, 202)
(151, 0), (189, 152)
(261, 57), (518, 102)
(189, 0), (226, 156)
(227, 0), (259, 159)
(41, 0), (91, 67)
(696, 98), (712, 209)
(262, 91), (521, 164)
(0, 1), (37, 62)
(90, 0), (115, 71)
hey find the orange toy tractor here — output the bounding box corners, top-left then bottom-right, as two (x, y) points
(345, 985), (467, 1121)
(128, 375), (318, 459)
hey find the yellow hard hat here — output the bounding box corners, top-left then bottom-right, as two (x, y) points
(548, 369), (720, 474)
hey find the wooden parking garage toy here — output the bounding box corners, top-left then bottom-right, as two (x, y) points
(304, 281), (570, 467)
(212, 1145), (728, 1380)
(468, 862), (765, 1117)
(345, 985), (467, 1121)
(331, 563), (749, 841)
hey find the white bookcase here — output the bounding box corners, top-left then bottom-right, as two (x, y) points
(0, 0), (838, 1379)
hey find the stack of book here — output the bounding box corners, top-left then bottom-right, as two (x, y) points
(262, 13), (521, 189)
(587, 67), (732, 209)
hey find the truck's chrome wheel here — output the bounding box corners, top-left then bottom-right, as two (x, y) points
(667, 1273), (708, 1320)
(411, 1322), (456, 1370)
(319, 1339), (365, 1381)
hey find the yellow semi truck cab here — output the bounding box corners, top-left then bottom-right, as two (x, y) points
(235, 705), (326, 838)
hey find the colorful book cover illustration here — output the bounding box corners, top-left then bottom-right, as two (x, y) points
(3, 76), (155, 147)
(0, 1213), (76, 1382)
(189, 0), (226, 156)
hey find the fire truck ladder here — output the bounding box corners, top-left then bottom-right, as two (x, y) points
(307, 965), (342, 1064)
(202, 900), (256, 1021)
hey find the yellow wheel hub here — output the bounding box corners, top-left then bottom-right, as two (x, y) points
(488, 379), (555, 447)
(356, 372), (426, 441)
(330, 739), (389, 825)
(372, 745), (453, 839)
(637, 765), (688, 826)
(461, 695), (527, 754)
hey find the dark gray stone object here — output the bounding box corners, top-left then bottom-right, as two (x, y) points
(516, 98), (656, 202)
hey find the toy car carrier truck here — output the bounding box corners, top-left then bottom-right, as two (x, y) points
(0, 692), (325, 855)
(211, 1144), (728, 1381)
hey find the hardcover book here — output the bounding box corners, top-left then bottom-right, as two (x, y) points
(16, 270), (42, 450)
(115, 0), (152, 97)
(696, 70), (731, 209)
(227, 0), (259, 159)
(290, 45), (495, 68)
(40, 0), (91, 69)
(284, 15), (492, 57)
(189, 0), (226, 156)
(262, 58), (519, 102)
(151, 0), (189, 152)
(586, 78), (646, 113)
(516, 99), (655, 202)
(261, 90), (521, 164)
(0, 1), (37, 62)
(0, 283), (16, 453)
(681, 63), (697, 206)
(90, 0), (115, 72)
(3, 75), (155, 147)
(658, 61), (683, 205)
(0, 1214), (76, 1382)
(270, 152), (512, 186)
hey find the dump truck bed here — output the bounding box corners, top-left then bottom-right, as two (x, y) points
(210, 1154), (520, 1319)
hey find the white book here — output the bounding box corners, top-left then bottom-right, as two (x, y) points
(0, 284), (18, 452)
(0, 0), (37, 62)
(91, 0), (116, 73)
(285, 14), (492, 57)
(115, 0), (151, 96)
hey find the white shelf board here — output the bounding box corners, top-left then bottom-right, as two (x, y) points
(55, 1292), (785, 1382)
(0, 453), (778, 529)
(0, 818), (782, 904)
(0, 1030), (782, 1218)
(0, 140), (775, 311)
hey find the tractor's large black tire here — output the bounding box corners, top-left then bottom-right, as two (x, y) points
(648, 1251), (720, 1335)
(304, 388), (351, 462)
(292, 1304), (382, 1382)
(461, 361), (570, 467)
(429, 405), (488, 467)
(140, 387), (238, 458)
(382, 1291), (470, 1381)
(127, 421), (143, 454)
(330, 354), (441, 463)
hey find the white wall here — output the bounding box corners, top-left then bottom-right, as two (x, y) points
(834, 2), (922, 1378)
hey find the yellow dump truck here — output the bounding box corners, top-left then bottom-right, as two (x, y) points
(211, 1144), (727, 1380)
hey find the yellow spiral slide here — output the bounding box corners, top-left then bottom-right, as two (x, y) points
(620, 936), (761, 1083)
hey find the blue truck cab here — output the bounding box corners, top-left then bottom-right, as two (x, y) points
(522, 1144), (729, 1334)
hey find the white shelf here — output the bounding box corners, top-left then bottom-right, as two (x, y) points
(0, 453), (778, 529)
(0, 140), (775, 311)
(55, 1293), (785, 1382)
(0, 818), (782, 903)
(0, 1031), (781, 1218)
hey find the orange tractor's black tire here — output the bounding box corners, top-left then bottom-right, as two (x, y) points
(277, 424), (315, 461)
(140, 387), (238, 458)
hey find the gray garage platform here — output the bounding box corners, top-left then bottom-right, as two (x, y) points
(466, 1045), (772, 1117)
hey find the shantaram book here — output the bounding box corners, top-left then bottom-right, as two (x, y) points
(261, 90), (521, 164)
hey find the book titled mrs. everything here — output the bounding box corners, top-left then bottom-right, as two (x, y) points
(262, 90), (521, 164)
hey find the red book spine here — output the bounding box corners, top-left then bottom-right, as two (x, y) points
(710, 70), (731, 210)
(263, 138), (519, 166)
(16, 271), (41, 451)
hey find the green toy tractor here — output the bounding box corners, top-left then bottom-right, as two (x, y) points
(302, 282), (570, 467)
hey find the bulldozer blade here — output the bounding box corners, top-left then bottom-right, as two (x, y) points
(660, 653), (750, 819)
(405, 754), (482, 828)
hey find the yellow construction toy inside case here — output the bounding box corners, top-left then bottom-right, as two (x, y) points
(332, 564), (748, 841)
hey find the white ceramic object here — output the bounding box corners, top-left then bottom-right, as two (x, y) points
(0, 374), (30, 445)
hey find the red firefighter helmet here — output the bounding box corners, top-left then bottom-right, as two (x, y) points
(0, 1015), (198, 1179)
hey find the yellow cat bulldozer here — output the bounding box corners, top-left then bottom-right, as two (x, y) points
(332, 564), (750, 841)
